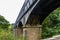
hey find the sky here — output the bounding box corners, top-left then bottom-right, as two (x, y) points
(0, 0), (25, 24)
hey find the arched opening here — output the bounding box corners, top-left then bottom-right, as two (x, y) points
(24, 1), (60, 39)
(13, 0), (60, 40)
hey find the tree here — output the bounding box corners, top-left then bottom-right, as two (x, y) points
(0, 15), (10, 30)
(42, 7), (60, 38)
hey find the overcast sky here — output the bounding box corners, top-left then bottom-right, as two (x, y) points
(0, 0), (25, 24)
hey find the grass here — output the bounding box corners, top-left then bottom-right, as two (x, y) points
(0, 29), (23, 40)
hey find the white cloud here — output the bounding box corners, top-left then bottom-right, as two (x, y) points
(0, 0), (25, 23)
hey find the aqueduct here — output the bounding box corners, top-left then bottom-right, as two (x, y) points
(14, 0), (60, 40)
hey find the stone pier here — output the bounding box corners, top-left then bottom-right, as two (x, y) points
(23, 25), (42, 40)
(13, 27), (23, 39)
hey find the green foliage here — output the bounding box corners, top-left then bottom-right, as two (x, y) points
(0, 24), (23, 40)
(42, 7), (60, 39)
(0, 15), (23, 40)
(0, 30), (22, 40)
(0, 15), (10, 29)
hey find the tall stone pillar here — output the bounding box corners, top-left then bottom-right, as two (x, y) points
(13, 28), (18, 37)
(13, 27), (23, 39)
(17, 28), (23, 38)
(23, 25), (42, 40)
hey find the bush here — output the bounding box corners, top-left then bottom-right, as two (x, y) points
(42, 7), (60, 39)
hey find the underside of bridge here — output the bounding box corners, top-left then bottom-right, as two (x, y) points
(16, 0), (60, 26)
(29, 0), (60, 24)
(14, 0), (60, 40)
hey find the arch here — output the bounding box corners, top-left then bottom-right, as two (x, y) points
(27, 0), (60, 24)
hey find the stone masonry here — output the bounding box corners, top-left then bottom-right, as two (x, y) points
(23, 25), (42, 40)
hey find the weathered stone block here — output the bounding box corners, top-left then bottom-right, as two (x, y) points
(13, 28), (23, 38)
(23, 25), (42, 40)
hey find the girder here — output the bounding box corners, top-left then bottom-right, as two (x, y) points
(14, 0), (60, 28)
